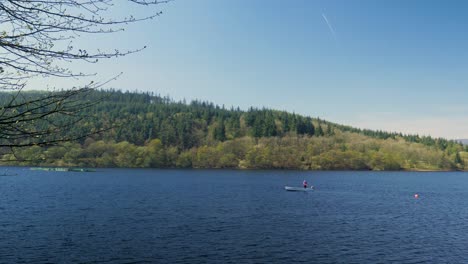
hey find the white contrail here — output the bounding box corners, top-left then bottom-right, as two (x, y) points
(322, 13), (337, 40)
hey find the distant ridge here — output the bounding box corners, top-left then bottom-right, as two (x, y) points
(457, 139), (468, 145)
(0, 90), (466, 171)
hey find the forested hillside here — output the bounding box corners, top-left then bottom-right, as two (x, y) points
(2, 90), (467, 170)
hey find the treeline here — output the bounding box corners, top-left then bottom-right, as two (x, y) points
(6, 132), (466, 171)
(1, 90), (466, 170)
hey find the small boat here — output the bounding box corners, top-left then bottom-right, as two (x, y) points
(285, 186), (314, 192)
(30, 167), (96, 172)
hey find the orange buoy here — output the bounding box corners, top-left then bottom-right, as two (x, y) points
(414, 193), (419, 199)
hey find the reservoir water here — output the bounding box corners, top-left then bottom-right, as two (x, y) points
(1, 168), (468, 263)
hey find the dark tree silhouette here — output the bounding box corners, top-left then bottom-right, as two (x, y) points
(0, 0), (168, 149)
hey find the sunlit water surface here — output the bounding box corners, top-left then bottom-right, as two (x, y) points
(1, 168), (468, 263)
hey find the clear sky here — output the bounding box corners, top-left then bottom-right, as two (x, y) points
(33, 0), (468, 139)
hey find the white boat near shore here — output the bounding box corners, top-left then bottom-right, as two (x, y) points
(285, 186), (314, 192)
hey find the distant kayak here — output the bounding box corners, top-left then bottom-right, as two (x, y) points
(285, 186), (314, 192)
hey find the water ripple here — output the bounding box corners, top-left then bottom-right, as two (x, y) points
(1, 169), (468, 263)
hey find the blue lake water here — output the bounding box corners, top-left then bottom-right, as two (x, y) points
(1, 168), (468, 263)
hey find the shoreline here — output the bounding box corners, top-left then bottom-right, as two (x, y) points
(3, 165), (466, 172)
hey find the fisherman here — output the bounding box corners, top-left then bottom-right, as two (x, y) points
(303, 180), (308, 189)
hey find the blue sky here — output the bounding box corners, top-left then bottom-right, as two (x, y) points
(33, 1), (468, 139)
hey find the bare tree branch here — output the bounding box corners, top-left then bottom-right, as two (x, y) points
(0, 0), (168, 151)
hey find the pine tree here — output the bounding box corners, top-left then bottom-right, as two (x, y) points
(282, 114), (290, 134)
(315, 124), (324, 137)
(304, 117), (315, 136)
(214, 118), (226, 141)
(295, 118), (307, 135)
(252, 114), (264, 138)
(264, 112), (277, 137)
(326, 124), (334, 136)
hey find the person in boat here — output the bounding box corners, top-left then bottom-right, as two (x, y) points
(303, 180), (308, 189)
